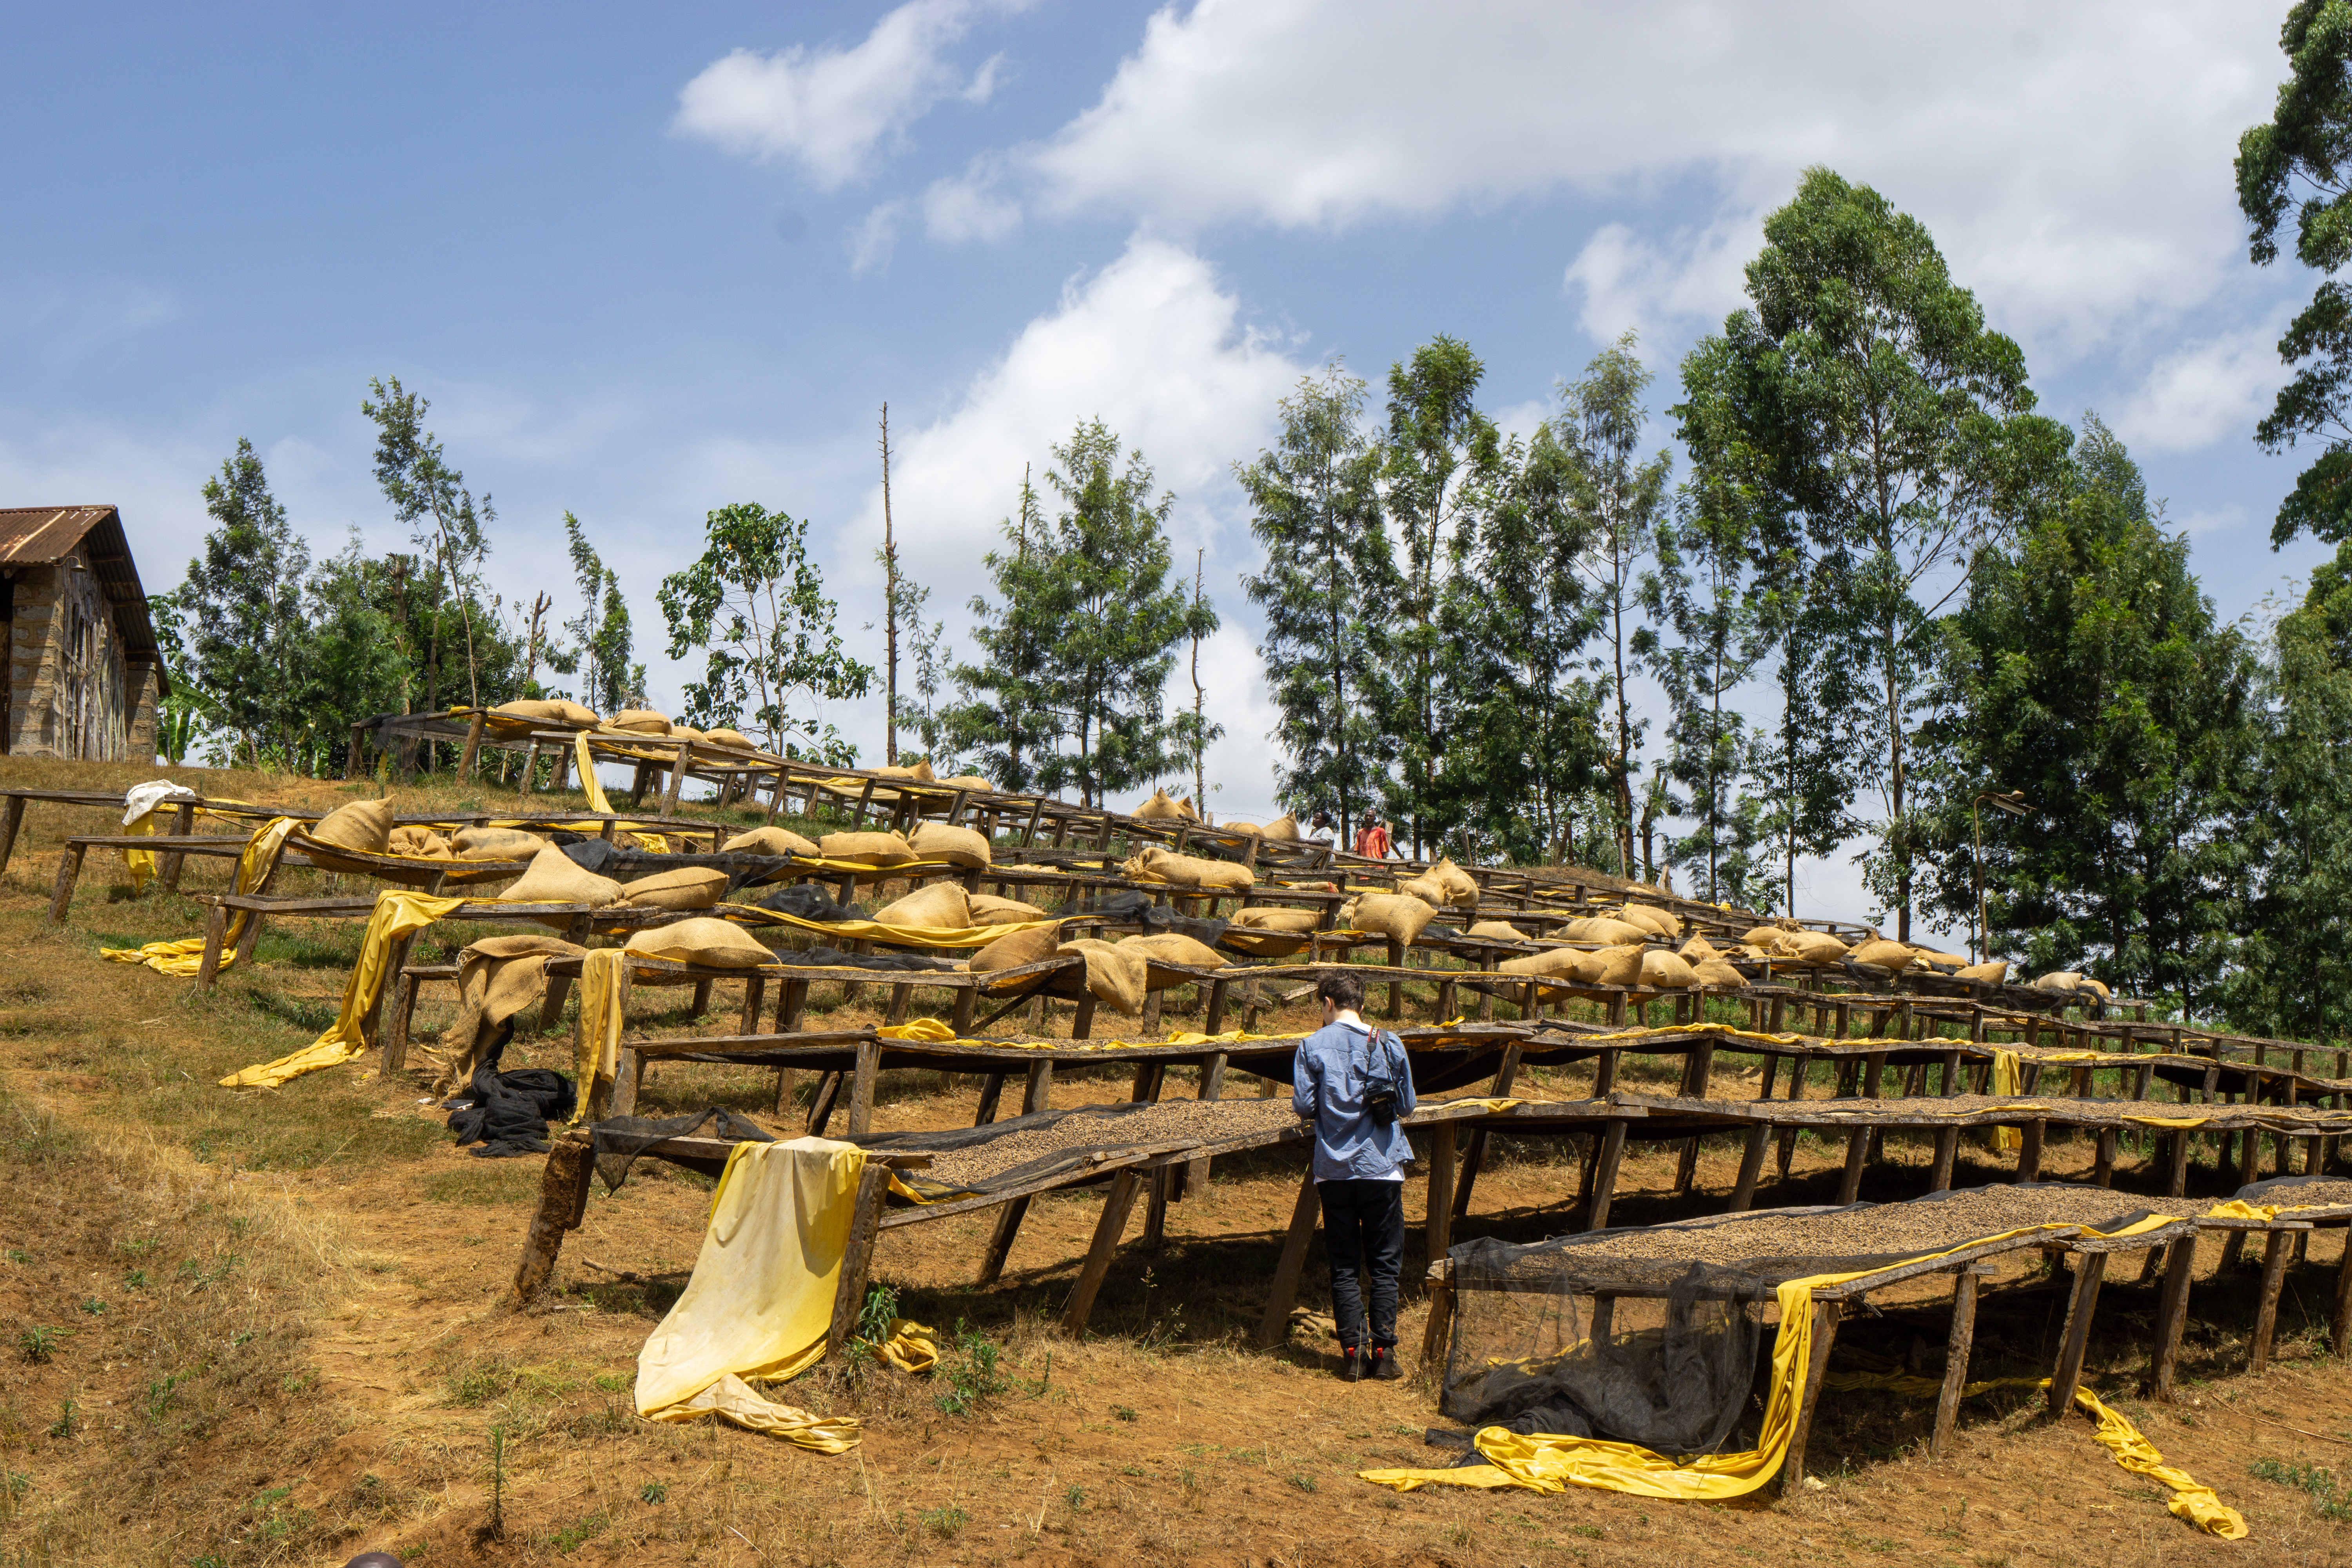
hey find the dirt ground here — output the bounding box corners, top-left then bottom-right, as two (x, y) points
(3, 758), (2350, 1567)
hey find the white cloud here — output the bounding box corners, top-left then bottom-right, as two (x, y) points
(2111, 321), (2286, 454)
(922, 164), (1022, 243)
(925, 0), (2281, 368)
(849, 202), (904, 274)
(672, 0), (1015, 189)
(1562, 215), (1762, 358)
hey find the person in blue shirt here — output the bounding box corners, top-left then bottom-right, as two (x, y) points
(1292, 970), (1417, 1381)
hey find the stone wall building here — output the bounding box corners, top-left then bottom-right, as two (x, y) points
(2, 506), (167, 760)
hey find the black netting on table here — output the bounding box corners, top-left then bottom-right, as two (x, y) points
(1441, 1236), (1770, 1457)
(588, 1109), (775, 1192)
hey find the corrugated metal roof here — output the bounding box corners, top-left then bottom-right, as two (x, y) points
(0, 505), (169, 690)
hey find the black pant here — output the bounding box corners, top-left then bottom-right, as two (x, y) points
(1318, 1178), (1405, 1351)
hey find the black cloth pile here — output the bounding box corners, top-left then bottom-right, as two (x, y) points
(554, 837), (795, 895)
(443, 1020), (579, 1157)
(754, 881), (860, 922)
(587, 1108), (775, 1192)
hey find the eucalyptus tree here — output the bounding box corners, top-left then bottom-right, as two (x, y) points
(363, 376), (495, 715)
(563, 514), (643, 715)
(180, 438), (313, 767)
(944, 470), (1063, 791)
(1238, 363), (1397, 833)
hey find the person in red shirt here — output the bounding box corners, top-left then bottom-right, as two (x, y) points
(1353, 812), (1392, 860)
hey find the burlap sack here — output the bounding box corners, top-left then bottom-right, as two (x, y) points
(670, 726), (706, 744)
(908, 759), (938, 783)
(1958, 960), (2009, 984)
(619, 867), (728, 911)
(872, 880), (969, 929)
(494, 698), (597, 726)
(308, 797), (394, 854)
(971, 923), (1063, 973)
(1118, 932), (1227, 970)
(1350, 893), (1436, 945)
(431, 933), (588, 1093)
(454, 826), (546, 860)
(1261, 814), (1299, 841)
(1468, 920), (1527, 940)
(2033, 970), (2111, 999)
(1913, 950), (1968, 973)
(499, 844), (623, 906)
(820, 831), (916, 867)
(969, 893), (1047, 924)
(1428, 857), (1481, 907)
(1133, 788), (1185, 821)
(1174, 797), (1200, 820)
(704, 727), (755, 750)
(604, 709), (671, 735)
(1678, 933), (1720, 962)
(1397, 872), (1450, 907)
(1640, 949), (1698, 989)
(1499, 946), (1585, 979)
(1618, 903), (1680, 938)
(1692, 957), (1748, 989)
(1235, 906), (1319, 932)
(1774, 929), (1849, 966)
(939, 775), (994, 793)
(388, 826), (454, 859)
(1563, 915), (1652, 947)
(909, 820), (992, 869)
(1849, 938), (1916, 971)
(624, 917), (773, 968)
(722, 826), (821, 858)
(1057, 938), (1146, 1014)
(1121, 844), (1253, 892)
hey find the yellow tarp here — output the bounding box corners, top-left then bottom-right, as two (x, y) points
(1359, 1217), (2193, 1509)
(103, 817), (301, 976)
(220, 890), (464, 1088)
(571, 732), (669, 850)
(1989, 1048), (2023, 1151)
(633, 1137), (873, 1450)
(122, 809), (158, 893)
(570, 948), (627, 1123)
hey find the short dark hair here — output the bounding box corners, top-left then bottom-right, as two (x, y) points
(1318, 971), (1366, 1013)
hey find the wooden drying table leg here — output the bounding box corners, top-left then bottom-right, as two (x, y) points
(825, 1164), (893, 1359)
(1143, 1166), (1171, 1249)
(1931, 1269), (1982, 1460)
(806, 1073), (843, 1134)
(977, 1194), (1031, 1286)
(1130, 1062), (1166, 1103)
(1023, 1060), (1053, 1114)
(1836, 1130), (1869, 1205)
(738, 975), (767, 1034)
(846, 1036), (881, 1136)
(2092, 1129), (2117, 1187)
(1203, 978), (1230, 1034)
(1729, 1125), (1769, 1212)
(2331, 1229), (2352, 1360)
(777, 978), (810, 1031)
(46, 842), (87, 924)
(503, 1139), (595, 1311)
(686, 978), (713, 1020)
(0, 795), (23, 876)
(1929, 1126), (1960, 1192)
(384, 968), (419, 1073)
(1256, 1167), (1322, 1349)
(2016, 1120), (2046, 1183)
(2047, 1251), (2109, 1416)
(1425, 1122), (1456, 1267)
(772, 1066), (798, 1116)
(160, 801), (195, 889)
(1178, 1052), (1229, 1200)
(950, 983), (977, 1035)
(884, 982), (913, 1026)
(2146, 1235), (2197, 1399)
(1061, 1167), (1145, 1335)
(1070, 994), (1098, 1040)
(1782, 1298), (1842, 1490)
(973, 1073), (1007, 1126)
(1583, 1122), (1628, 1231)
(1452, 1045), (1522, 1220)
(2252, 1230), (2293, 1373)
(2165, 1128), (2192, 1198)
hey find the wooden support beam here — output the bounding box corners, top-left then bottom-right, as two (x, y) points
(502, 1138), (595, 1310)
(738, 975), (767, 1035)
(1142, 1167), (1171, 1250)
(2016, 1119), (2046, 1183)
(1837, 1129), (1870, 1204)
(846, 1036), (880, 1136)
(1584, 1121), (1628, 1231)
(456, 709), (488, 782)
(1930, 1126), (1960, 1192)
(806, 1072), (842, 1134)
(1452, 1045), (1522, 1220)
(0, 795), (24, 876)
(160, 801), (196, 890)
(46, 842), (87, 924)
(2047, 1251), (2109, 1416)
(1426, 1121), (1457, 1267)
(1782, 1298), (1842, 1490)
(2146, 1236), (2196, 1400)
(1729, 1125), (1769, 1212)
(688, 978), (713, 1020)
(1255, 1169), (1323, 1349)
(1023, 1060), (1054, 1115)
(976, 1194), (1031, 1286)
(1061, 1168), (1145, 1335)
(2252, 1229), (2294, 1374)
(1931, 1268), (1984, 1460)
(195, 900), (230, 992)
(824, 1163), (894, 1360)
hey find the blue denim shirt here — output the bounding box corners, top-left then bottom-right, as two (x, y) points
(1292, 1017), (1418, 1182)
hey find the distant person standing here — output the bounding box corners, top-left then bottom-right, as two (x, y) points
(1293, 971), (1417, 1381)
(1353, 812), (1392, 860)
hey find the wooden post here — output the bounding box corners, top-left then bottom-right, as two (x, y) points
(846, 1036), (880, 1136)
(1583, 1121), (1628, 1231)
(2147, 1235), (2196, 1400)
(456, 709), (488, 782)
(977, 1194), (1032, 1285)
(777, 978), (810, 1031)
(1180, 1052), (1229, 1198)
(1781, 1298), (1842, 1490)
(385, 968), (421, 1073)
(160, 801), (196, 891)
(1674, 1039), (1718, 1194)
(661, 742), (697, 818)
(1142, 1166), (1171, 1249)
(1836, 1129), (1869, 1204)
(1930, 1268), (1983, 1460)
(46, 842), (87, 924)
(1061, 1168), (1145, 1335)
(2330, 1227), (2352, 1360)
(2252, 1229), (2295, 1373)
(824, 1163), (893, 1359)
(0, 795), (24, 876)
(195, 900), (230, 992)
(1255, 1168), (1322, 1349)
(2047, 1250), (2108, 1416)
(973, 1073), (1007, 1126)
(1452, 1045), (1522, 1219)
(738, 975), (768, 1035)
(1426, 1121), (1457, 1267)
(2016, 1119), (2046, 1182)
(1929, 1126), (1960, 1192)
(805, 1072), (842, 1134)
(503, 1138), (595, 1310)
(1070, 993), (1098, 1040)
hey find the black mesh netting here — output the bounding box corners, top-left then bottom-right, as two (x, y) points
(556, 837), (795, 895)
(588, 1109), (775, 1192)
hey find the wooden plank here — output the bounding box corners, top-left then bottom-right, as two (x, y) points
(1781, 1298), (1841, 1490)
(2252, 1229), (2292, 1374)
(2047, 1251), (2108, 1416)
(1024, 1060), (1054, 1115)
(1836, 1129), (1869, 1204)
(1255, 1167), (1323, 1349)
(502, 1138), (595, 1311)
(2144, 1236), (2198, 1402)
(195, 900), (230, 993)
(457, 708), (488, 782)
(1584, 1121), (1628, 1231)
(1729, 1125), (1769, 1212)
(846, 1036), (880, 1137)
(976, 1194), (1032, 1285)
(973, 1073), (1007, 1127)
(1142, 1167), (1171, 1250)
(1452, 1044), (1522, 1220)
(1426, 1122), (1457, 1267)
(1931, 1269), (1982, 1460)
(1060, 1168), (1145, 1334)
(2016, 1119), (2046, 1182)
(46, 842), (86, 924)
(824, 1163), (894, 1359)
(2332, 1229), (2352, 1362)
(0, 793), (25, 875)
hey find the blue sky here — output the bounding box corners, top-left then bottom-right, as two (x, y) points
(2, 0), (2328, 933)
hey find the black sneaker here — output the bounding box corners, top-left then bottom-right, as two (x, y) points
(1370, 1346), (1403, 1381)
(1338, 1347), (1362, 1383)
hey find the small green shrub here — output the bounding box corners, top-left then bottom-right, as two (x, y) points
(933, 1320), (1007, 1417)
(16, 1325), (62, 1363)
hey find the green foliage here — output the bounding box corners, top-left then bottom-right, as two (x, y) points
(933, 1320), (1007, 1417)
(2249, 1457), (2352, 1521)
(1238, 363), (1399, 832)
(563, 514), (644, 714)
(1918, 415), (2258, 1008)
(638, 1482), (667, 1504)
(920, 1505), (968, 1539)
(943, 473), (1063, 790)
(2238, 3), (2352, 546)
(16, 1324), (62, 1363)
(658, 502), (872, 759)
(179, 439), (313, 767)
(365, 375), (497, 712)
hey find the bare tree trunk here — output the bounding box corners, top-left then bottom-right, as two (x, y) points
(1191, 549), (1208, 808)
(880, 403), (899, 765)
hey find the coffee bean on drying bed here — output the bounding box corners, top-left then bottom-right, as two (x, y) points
(918, 1096), (1306, 1189)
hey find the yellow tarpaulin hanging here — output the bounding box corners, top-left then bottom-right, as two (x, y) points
(1989, 1048), (2024, 1151)
(220, 889), (465, 1088)
(634, 1137), (905, 1451)
(571, 732), (669, 850)
(570, 948), (627, 1123)
(103, 817), (301, 976)
(121, 809), (158, 893)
